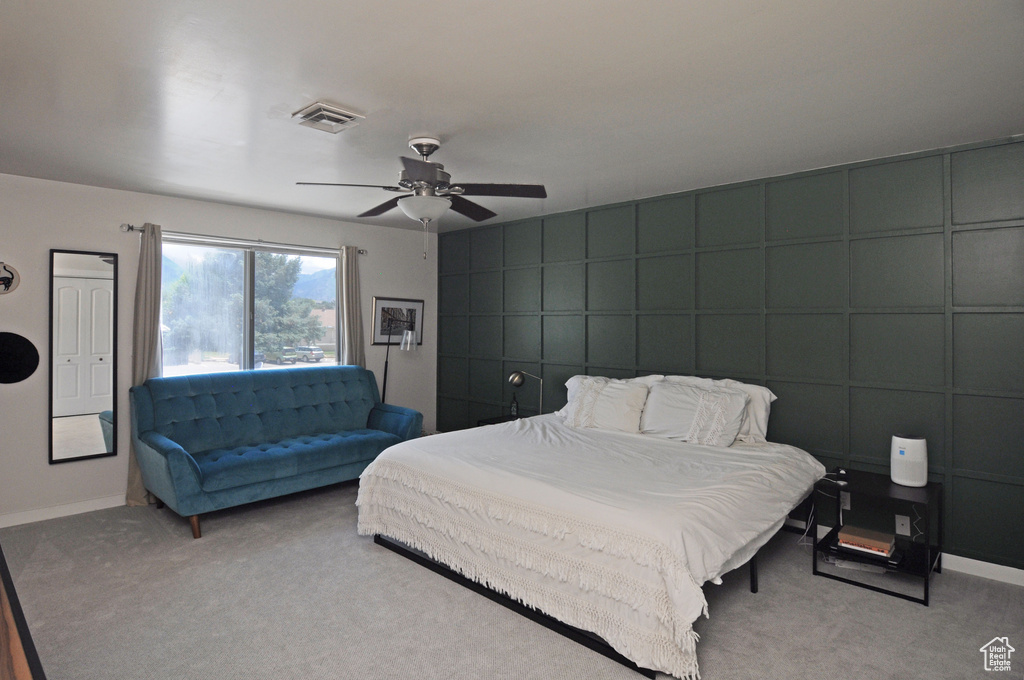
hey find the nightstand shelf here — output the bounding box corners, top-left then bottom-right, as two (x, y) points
(476, 414), (520, 426)
(812, 469), (943, 606)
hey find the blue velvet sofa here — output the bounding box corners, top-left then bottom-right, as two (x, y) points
(129, 365), (421, 538)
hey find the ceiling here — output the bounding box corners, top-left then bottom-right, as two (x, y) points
(2, 1), (1022, 233)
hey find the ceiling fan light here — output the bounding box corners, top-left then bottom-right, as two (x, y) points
(398, 195), (451, 222)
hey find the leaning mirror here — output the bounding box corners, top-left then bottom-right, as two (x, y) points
(49, 250), (117, 463)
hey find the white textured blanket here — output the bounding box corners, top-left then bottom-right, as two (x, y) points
(356, 415), (825, 678)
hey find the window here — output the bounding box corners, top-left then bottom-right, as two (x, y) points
(161, 236), (338, 376)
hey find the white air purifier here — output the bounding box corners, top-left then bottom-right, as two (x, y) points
(891, 435), (928, 487)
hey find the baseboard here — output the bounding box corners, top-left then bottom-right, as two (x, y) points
(942, 554), (1024, 587)
(0, 495), (125, 529)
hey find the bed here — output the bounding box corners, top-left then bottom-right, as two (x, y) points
(357, 375), (825, 679)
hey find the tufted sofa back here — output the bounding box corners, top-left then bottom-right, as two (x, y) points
(131, 366), (381, 454)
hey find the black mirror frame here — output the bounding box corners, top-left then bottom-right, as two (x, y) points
(48, 249), (118, 464)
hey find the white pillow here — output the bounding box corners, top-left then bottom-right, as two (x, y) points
(662, 375), (776, 443)
(557, 374), (661, 418)
(640, 381), (748, 446)
(563, 376), (649, 433)
(556, 374), (600, 418)
(717, 379), (777, 443)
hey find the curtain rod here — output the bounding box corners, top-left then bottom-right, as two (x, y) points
(119, 224), (366, 255)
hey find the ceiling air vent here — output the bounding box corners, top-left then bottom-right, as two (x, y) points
(292, 102), (364, 134)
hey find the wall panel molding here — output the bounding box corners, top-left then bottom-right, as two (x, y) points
(437, 138), (1024, 569)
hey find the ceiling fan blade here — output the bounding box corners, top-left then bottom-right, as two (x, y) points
(449, 195), (498, 222)
(400, 156), (437, 183)
(455, 183), (547, 199)
(358, 196), (402, 218)
(297, 182), (405, 192)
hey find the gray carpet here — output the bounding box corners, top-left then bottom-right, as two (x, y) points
(1, 481), (1021, 680)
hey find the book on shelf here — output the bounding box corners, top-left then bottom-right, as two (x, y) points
(838, 525), (895, 557)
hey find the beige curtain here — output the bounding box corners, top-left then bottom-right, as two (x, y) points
(126, 223), (163, 506)
(339, 245), (365, 367)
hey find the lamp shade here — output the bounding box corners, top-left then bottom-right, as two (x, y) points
(399, 330), (416, 351)
(398, 195), (451, 222)
(507, 370), (543, 414)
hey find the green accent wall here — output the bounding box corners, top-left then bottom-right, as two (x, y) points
(437, 139), (1024, 570)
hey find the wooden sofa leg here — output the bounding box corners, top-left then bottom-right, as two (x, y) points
(189, 515), (202, 539)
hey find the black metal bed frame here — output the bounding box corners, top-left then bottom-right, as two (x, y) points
(374, 534), (761, 678)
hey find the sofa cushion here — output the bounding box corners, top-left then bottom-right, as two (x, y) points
(194, 429), (401, 492)
(145, 367), (379, 454)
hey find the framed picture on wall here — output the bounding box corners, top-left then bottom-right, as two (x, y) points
(371, 297), (424, 345)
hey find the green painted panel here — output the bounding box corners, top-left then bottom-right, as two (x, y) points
(587, 366), (634, 379)
(543, 315), (584, 363)
(695, 314), (763, 375)
(543, 213), (586, 262)
(438, 356), (468, 396)
(952, 477), (1024, 567)
(437, 138), (1024, 569)
(469, 271), (502, 313)
(638, 314), (692, 373)
(437, 315), (468, 355)
(696, 248), (763, 310)
(436, 397), (468, 432)
(588, 315), (634, 368)
(849, 156), (944, 233)
(439, 231), (470, 274)
(439, 274), (469, 314)
(849, 388), (945, 467)
(587, 205), (635, 258)
(503, 360), (541, 414)
(504, 267), (541, 312)
(638, 195), (694, 253)
(543, 263), (584, 311)
(696, 185), (761, 247)
(952, 227), (1024, 306)
(543, 364), (583, 414)
(587, 259), (634, 311)
(469, 315), (501, 357)
(504, 315), (541, 362)
(850, 314), (945, 386)
(766, 171), (844, 240)
(471, 227), (503, 270)
(953, 313), (1024, 392)
(504, 220), (542, 266)
(468, 358), (502, 401)
(766, 242), (846, 309)
(953, 395), (1024, 478)
(638, 255), (693, 310)
(766, 314), (845, 380)
(850, 233), (944, 308)
(951, 142), (1024, 224)
(766, 381), (845, 455)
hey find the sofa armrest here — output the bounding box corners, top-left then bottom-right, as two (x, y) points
(139, 432), (205, 487)
(368, 403), (423, 441)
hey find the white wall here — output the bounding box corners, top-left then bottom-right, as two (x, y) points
(0, 173), (437, 525)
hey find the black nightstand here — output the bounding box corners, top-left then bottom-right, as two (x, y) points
(476, 415), (519, 426)
(812, 469), (943, 606)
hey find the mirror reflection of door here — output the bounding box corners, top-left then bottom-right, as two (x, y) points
(50, 251), (117, 463)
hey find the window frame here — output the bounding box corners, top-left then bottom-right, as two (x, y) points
(160, 232), (342, 373)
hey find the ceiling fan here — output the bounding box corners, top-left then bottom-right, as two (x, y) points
(298, 137), (547, 226)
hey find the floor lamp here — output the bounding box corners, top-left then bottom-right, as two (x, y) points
(381, 321), (415, 403)
(508, 370), (543, 415)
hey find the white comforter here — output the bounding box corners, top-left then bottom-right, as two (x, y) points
(356, 415), (825, 679)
